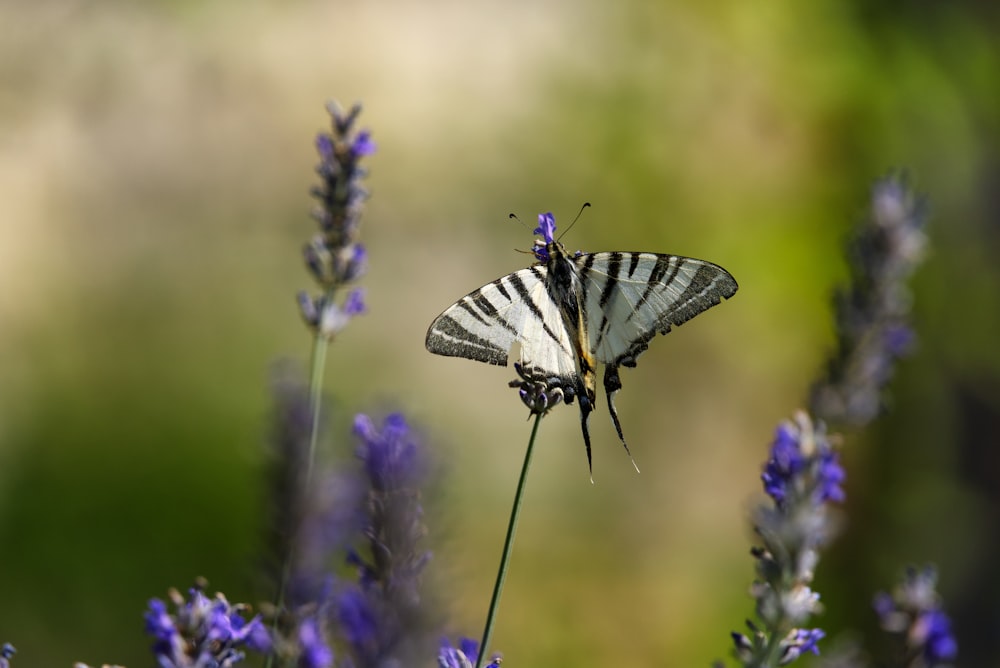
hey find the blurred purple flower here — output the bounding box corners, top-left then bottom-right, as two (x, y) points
(0, 644), (15, 668)
(351, 130), (377, 157)
(317, 413), (436, 667)
(297, 616), (334, 668)
(438, 637), (500, 668)
(874, 566), (957, 666)
(810, 174), (928, 426)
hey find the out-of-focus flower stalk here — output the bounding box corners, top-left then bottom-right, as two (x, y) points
(271, 102), (375, 628)
(810, 175), (927, 427)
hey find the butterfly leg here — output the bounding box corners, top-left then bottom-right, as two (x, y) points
(604, 365), (640, 473)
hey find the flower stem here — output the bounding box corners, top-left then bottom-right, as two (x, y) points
(476, 412), (543, 668)
(267, 303), (332, 668)
(305, 317), (331, 490)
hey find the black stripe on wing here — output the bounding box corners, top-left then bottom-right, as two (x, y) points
(425, 313), (510, 365)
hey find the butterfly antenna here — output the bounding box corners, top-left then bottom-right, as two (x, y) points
(556, 201), (591, 242)
(508, 212), (531, 232)
(509, 213), (541, 258)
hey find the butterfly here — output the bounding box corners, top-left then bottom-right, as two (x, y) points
(425, 211), (738, 473)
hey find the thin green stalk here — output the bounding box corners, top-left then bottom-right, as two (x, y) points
(267, 297), (333, 668)
(476, 412), (544, 668)
(305, 323), (330, 490)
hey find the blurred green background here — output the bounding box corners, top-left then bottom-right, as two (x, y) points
(2, 0), (999, 666)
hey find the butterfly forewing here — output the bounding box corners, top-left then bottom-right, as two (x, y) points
(576, 252), (738, 365)
(425, 267), (578, 379)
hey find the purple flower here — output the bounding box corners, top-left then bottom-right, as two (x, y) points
(315, 134), (334, 161)
(336, 586), (379, 652)
(353, 413), (421, 490)
(733, 413), (843, 665)
(352, 130), (377, 157)
(874, 566), (957, 666)
(313, 413), (436, 667)
(810, 174), (928, 426)
(0, 643), (15, 668)
(300, 101), (374, 339)
(761, 424), (806, 503)
(534, 212), (556, 243)
(922, 609), (958, 663)
(144, 585), (269, 667)
(814, 448), (846, 503)
(778, 628), (825, 664)
(438, 637), (500, 668)
(297, 616), (334, 668)
(532, 212), (557, 263)
(298, 287), (367, 336)
(759, 415), (844, 509)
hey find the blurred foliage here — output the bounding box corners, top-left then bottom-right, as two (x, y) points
(0, 0), (998, 666)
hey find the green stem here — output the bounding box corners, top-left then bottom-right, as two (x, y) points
(476, 412), (544, 668)
(305, 326), (330, 490)
(267, 304), (332, 668)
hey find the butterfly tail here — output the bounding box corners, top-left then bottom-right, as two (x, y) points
(605, 365), (640, 473)
(577, 393), (596, 483)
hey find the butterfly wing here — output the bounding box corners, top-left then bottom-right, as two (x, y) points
(425, 266), (579, 382)
(573, 251), (738, 455)
(576, 251), (738, 366)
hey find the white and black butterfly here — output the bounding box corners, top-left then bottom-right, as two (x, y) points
(425, 211), (738, 472)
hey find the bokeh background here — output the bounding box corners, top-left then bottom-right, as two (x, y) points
(2, 1), (998, 666)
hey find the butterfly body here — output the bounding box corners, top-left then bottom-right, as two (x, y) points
(426, 216), (738, 472)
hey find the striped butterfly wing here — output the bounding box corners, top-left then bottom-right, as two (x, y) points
(425, 267), (579, 382)
(576, 251), (739, 366)
(574, 251), (739, 459)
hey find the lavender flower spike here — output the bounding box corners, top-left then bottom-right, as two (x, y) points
(810, 174), (928, 426)
(730, 411), (845, 666)
(299, 101), (375, 339)
(329, 413), (436, 667)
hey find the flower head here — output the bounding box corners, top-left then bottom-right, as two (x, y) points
(321, 413), (436, 667)
(760, 413), (845, 512)
(778, 628), (825, 665)
(874, 566), (957, 666)
(532, 212), (557, 262)
(299, 101), (375, 340)
(144, 584), (270, 667)
(351, 130), (377, 157)
(534, 212), (556, 244)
